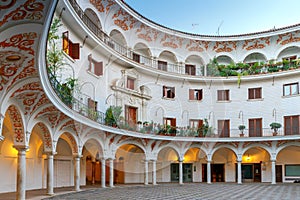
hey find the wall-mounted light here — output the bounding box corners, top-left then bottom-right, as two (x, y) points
(246, 154), (250, 161)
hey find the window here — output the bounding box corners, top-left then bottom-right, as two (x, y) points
(217, 90), (230, 101)
(185, 64), (196, 75)
(88, 98), (98, 119)
(133, 53), (140, 63)
(284, 115), (300, 135)
(127, 77), (135, 90)
(248, 87), (262, 99)
(249, 118), (262, 137)
(164, 118), (176, 127)
(190, 119), (203, 129)
(158, 60), (167, 71)
(62, 31), (80, 59)
(283, 83), (299, 96)
(189, 89), (203, 101)
(88, 54), (103, 76)
(163, 86), (175, 99)
(218, 120), (230, 137)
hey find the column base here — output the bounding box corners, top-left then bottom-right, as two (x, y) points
(47, 192), (55, 196)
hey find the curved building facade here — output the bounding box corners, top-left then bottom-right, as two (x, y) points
(1, 0), (300, 199)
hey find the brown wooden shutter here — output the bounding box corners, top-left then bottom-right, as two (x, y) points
(71, 42), (80, 59)
(189, 89), (194, 100)
(94, 61), (103, 76)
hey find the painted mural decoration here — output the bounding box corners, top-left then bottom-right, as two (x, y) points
(277, 31), (300, 45)
(0, 51), (27, 92)
(112, 8), (137, 31)
(186, 40), (210, 52)
(11, 82), (43, 115)
(135, 23), (159, 42)
(0, 0), (45, 26)
(37, 122), (52, 150)
(7, 105), (24, 143)
(90, 0), (116, 14)
(242, 37), (271, 51)
(213, 41), (237, 53)
(160, 34), (184, 49)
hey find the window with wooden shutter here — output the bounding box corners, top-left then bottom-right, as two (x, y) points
(248, 87), (262, 99)
(249, 118), (262, 137)
(133, 53), (140, 63)
(217, 90), (229, 101)
(88, 54), (103, 76)
(127, 77), (135, 90)
(185, 64), (196, 75)
(62, 31), (80, 59)
(163, 86), (175, 99)
(218, 120), (230, 137)
(284, 115), (300, 135)
(189, 89), (202, 100)
(158, 60), (167, 71)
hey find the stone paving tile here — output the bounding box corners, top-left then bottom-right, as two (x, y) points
(42, 183), (300, 200)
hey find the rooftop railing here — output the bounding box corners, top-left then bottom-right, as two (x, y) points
(68, 0), (300, 78)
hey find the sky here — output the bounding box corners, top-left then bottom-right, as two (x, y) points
(124, 0), (300, 36)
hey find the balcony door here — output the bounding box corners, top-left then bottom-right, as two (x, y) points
(125, 106), (137, 127)
(249, 118), (262, 137)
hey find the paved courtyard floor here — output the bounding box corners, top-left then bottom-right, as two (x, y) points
(1, 183), (300, 200)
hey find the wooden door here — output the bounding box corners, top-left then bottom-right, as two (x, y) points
(276, 165), (283, 182)
(125, 106), (137, 127)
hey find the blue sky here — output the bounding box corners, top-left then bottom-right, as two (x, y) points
(124, 0), (300, 35)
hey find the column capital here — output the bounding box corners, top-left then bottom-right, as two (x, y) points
(13, 145), (29, 152)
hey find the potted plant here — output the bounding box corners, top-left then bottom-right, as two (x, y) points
(270, 122), (282, 136)
(105, 106), (122, 127)
(238, 125), (246, 137)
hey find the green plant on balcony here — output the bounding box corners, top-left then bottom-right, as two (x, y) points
(105, 106), (122, 127)
(270, 122), (281, 136)
(206, 57), (219, 76)
(238, 125), (246, 137)
(198, 118), (213, 137)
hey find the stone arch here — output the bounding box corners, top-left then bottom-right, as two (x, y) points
(84, 8), (102, 30)
(211, 146), (238, 182)
(185, 54), (205, 76)
(276, 45), (300, 60)
(241, 145), (272, 182)
(243, 52), (267, 64)
(30, 122), (53, 153)
(158, 50), (178, 64)
(215, 54), (235, 65)
(276, 141), (300, 158)
(109, 29), (127, 47)
(133, 42), (152, 57)
(55, 131), (79, 155)
(211, 144), (238, 158)
(115, 143), (146, 184)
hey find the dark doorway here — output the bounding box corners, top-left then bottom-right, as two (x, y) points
(202, 164), (207, 182)
(170, 163), (193, 182)
(211, 164), (225, 182)
(276, 165), (283, 182)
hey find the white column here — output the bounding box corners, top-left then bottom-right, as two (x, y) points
(271, 160), (276, 184)
(152, 160), (157, 185)
(47, 153), (54, 195)
(109, 159), (114, 187)
(179, 160), (183, 185)
(207, 160), (211, 184)
(101, 159), (106, 188)
(14, 146), (28, 200)
(237, 160), (242, 184)
(74, 156), (81, 191)
(144, 160), (149, 185)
